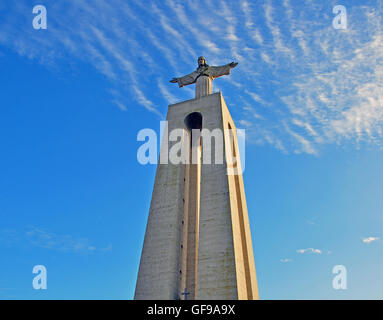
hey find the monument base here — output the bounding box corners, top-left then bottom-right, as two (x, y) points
(135, 92), (259, 300)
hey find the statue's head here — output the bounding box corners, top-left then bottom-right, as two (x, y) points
(198, 56), (207, 67)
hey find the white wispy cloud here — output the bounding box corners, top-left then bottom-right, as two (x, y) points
(297, 248), (322, 254)
(133, 85), (162, 117)
(239, 120), (253, 128)
(280, 258), (292, 263)
(165, 0), (221, 55)
(241, 1), (263, 45)
(362, 236), (380, 244)
(0, 226), (112, 253)
(242, 105), (264, 120)
(113, 100), (128, 111)
(284, 122), (318, 155)
(1, 0), (383, 154)
(263, 0), (293, 56)
(245, 90), (268, 106)
(157, 78), (179, 105)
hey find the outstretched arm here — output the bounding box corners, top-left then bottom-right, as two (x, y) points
(169, 70), (199, 87)
(208, 61), (238, 79)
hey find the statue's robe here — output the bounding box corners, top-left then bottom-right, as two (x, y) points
(175, 63), (232, 88)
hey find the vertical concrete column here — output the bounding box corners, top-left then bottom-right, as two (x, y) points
(195, 75), (212, 99)
(135, 93), (259, 300)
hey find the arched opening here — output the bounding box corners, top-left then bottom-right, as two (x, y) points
(184, 112), (202, 131)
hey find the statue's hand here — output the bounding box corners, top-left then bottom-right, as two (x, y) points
(229, 62), (238, 68)
(169, 78), (178, 83)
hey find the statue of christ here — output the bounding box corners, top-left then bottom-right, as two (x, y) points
(170, 56), (238, 98)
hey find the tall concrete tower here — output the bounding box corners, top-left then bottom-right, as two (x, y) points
(135, 58), (259, 300)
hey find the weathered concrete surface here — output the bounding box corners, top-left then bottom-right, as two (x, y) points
(134, 92), (259, 300)
(195, 75), (212, 99)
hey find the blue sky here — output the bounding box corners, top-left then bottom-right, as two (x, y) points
(0, 0), (382, 299)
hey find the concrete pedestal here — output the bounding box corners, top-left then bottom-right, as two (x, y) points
(134, 92), (259, 300)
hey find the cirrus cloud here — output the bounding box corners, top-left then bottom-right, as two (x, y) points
(362, 236), (380, 244)
(297, 248), (322, 254)
(0, 0), (382, 153)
